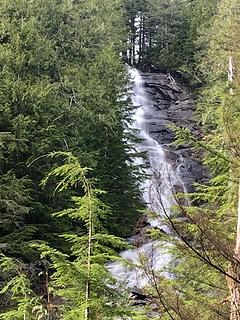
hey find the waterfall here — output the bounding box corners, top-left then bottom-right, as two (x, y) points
(108, 68), (187, 289)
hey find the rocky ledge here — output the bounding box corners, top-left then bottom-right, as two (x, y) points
(141, 72), (208, 193)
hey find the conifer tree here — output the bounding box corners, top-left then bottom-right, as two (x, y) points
(35, 152), (133, 320)
(124, 1), (240, 319)
(0, 152), (136, 319)
(152, 1), (240, 318)
(201, 0), (240, 317)
(0, 0), (141, 258)
(0, 255), (46, 320)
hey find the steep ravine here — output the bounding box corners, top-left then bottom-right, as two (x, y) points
(109, 69), (206, 307)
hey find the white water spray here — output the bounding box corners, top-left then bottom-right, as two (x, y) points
(109, 69), (187, 289)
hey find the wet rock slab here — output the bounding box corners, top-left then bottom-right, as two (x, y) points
(140, 71), (207, 191)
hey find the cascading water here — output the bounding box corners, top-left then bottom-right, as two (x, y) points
(109, 68), (187, 289)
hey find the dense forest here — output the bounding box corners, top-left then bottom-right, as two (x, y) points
(0, 0), (240, 319)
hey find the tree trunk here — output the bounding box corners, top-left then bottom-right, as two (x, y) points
(129, 15), (136, 65)
(227, 55), (240, 320)
(138, 13), (143, 64)
(228, 262), (240, 320)
(228, 56), (234, 95)
(142, 15), (146, 58)
(228, 182), (240, 320)
(85, 186), (93, 320)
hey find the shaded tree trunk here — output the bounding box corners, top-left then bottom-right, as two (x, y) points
(228, 182), (240, 320)
(227, 55), (240, 320)
(85, 184), (93, 320)
(138, 13), (146, 65)
(129, 15), (136, 65)
(138, 13), (143, 64)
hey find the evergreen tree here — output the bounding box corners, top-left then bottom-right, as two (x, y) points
(123, 1), (240, 319)
(124, 0), (218, 78)
(147, 0), (240, 318)
(0, 255), (46, 320)
(0, 0), (141, 259)
(38, 152), (134, 319)
(0, 152), (136, 319)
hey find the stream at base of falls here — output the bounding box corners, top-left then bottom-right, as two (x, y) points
(108, 68), (189, 290)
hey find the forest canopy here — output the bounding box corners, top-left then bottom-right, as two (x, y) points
(0, 0), (240, 319)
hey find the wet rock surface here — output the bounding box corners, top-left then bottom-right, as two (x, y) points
(141, 72), (208, 193)
(110, 70), (207, 311)
(127, 72), (208, 308)
(127, 71), (207, 272)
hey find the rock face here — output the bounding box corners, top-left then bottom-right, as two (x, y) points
(128, 71), (207, 255)
(141, 72), (208, 192)
(125, 71), (208, 309)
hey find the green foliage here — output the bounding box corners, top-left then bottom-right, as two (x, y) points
(0, 255), (46, 320)
(123, 1), (240, 319)
(0, 153), (136, 319)
(35, 152), (133, 319)
(0, 0), (143, 315)
(0, 0), (141, 260)
(156, 1), (240, 318)
(125, 0), (218, 81)
(3, 0), (240, 318)
(146, 0), (191, 71)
